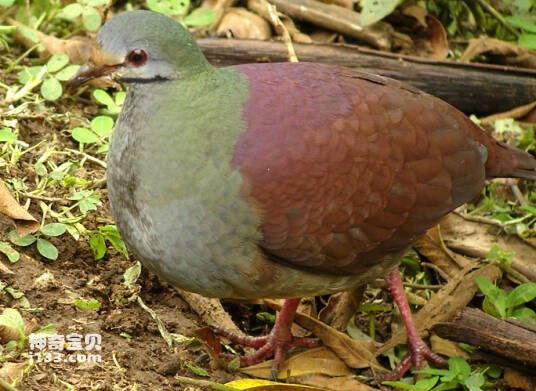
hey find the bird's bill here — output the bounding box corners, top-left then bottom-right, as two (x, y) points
(67, 46), (123, 90)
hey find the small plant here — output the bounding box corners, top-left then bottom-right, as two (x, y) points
(74, 298), (101, 311)
(71, 115), (114, 153)
(0, 308), (57, 351)
(8, 223), (67, 260)
(56, 0), (110, 32)
(89, 224), (128, 260)
(17, 53), (80, 101)
(147, 0), (216, 27)
(476, 277), (536, 325)
(383, 357), (486, 391)
(93, 89), (125, 116)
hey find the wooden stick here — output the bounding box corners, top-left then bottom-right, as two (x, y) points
(198, 38), (536, 116)
(433, 307), (536, 370)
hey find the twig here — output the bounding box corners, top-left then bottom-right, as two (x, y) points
(474, 0), (520, 38)
(65, 148), (107, 168)
(254, 0), (298, 62)
(20, 192), (69, 205)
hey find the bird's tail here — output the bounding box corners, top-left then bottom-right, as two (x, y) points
(485, 140), (536, 180)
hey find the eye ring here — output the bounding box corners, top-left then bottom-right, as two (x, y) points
(126, 49), (148, 67)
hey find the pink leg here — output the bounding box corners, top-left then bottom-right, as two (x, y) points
(379, 268), (447, 381)
(213, 298), (320, 379)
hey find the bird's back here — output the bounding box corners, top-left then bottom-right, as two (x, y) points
(231, 62), (535, 275)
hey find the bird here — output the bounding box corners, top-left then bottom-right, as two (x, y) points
(68, 10), (536, 380)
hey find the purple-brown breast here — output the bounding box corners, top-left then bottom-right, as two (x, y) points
(229, 63), (503, 275)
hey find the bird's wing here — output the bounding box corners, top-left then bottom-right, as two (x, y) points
(231, 63), (487, 274)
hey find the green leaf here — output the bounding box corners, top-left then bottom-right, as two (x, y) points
(90, 115), (114, 137)
(84, 0), (109, 6)
(464, 372), (485, 391)
(37, 238), (58, 260)
(35, 162), (47, 176)
(414, 376), (439, 390)
(361, 0), (400, 27)
(184, 362), (210, 377)
(0, 127), (17, 142)
(0, 0), (16, 7)
(18, 66), (45, 84)
(510, 307), (536, 325)
(518, 33), (536, 50)
(505, 16), (536, 33)
(34, 323), (58, 336)
(40, 223), (67, 237)
(448, 357), (471, 382)
(123, 261), (141, 288)
(41, 77), (63, 101)
(476, 277), (507, 318)
(183, 8), (216, 27)
(8, 230), (37, 246)
(46, 53), (69, 73)
(74, 298), (100, 311)
(506, 282), (536, 309)
(89, 233), (107, 260)
(0, 241), (20, 263)
(486, 245), (514, 267)
(101, 225), (128, 257)
(147, 0), (190, 16)
(93, 89), (115, 106)
(57, 3), (84, 20)
(56, 65), (81, 81)
(17, 25), (40, 44)
(82, 6), (102, 31)
(72, 127), (99, 143)
(0, 308), (25, 337)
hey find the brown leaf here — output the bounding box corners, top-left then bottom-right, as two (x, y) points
(177, 290), (243, 336)
(0, 361), (26, 382)
(429, 334), (470, 360)
(241, 347), (353, 379)
(441, 213), (536, 282)
(0, 179), (39, 238)
(481, 101), (536, 124)
(318, 286), (364, 332)
(460, 37), (536, 69)
(263, 299), (384, 371)
(504, 368), (536, 391)
(426, 14), (448, 60)
(415, 224), (473, 278)
(217, 7), (272, 40)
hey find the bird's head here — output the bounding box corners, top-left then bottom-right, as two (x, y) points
(68, 10), (210, 88)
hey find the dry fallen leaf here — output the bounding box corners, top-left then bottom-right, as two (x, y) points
(318, 286), (364, 332)
(504, 368), (536, 391)
(415, 224), (473, 278)
(0, 179), (39, 238)
(241, 347), (354, 379)
(217, 7), (272, 40)
(263, 299), (384, 371)
(460, 37), (536, 69)
(441, 213), (536, 282)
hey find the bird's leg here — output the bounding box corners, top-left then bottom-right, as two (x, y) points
(379, 268), (448, 381)
(214, 298), (321, 379)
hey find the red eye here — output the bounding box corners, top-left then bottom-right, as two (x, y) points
(126, 49), (148, 67)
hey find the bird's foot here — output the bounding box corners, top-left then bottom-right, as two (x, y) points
(375, 335), (448, 382)
(212, 298), (320, 380)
